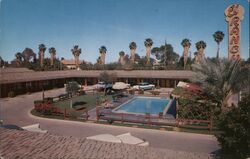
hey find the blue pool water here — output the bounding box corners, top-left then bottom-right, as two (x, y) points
(114, 97), (169, 115)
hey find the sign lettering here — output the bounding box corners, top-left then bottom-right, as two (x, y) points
(225, 4), (244, 60)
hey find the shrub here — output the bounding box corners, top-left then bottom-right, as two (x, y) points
(177, 98), (212, 120)
(138, 89), (144, 94)
(43, 97), (53, 104)
(128, 89), (135, 95)
(8, 91), (15, 98)
(78, 90), (86, 96)
(34, 103), (53, 115)
(66, 81), (80, 95)
(216, 95), (250, 158)
(150, 90), (160, 96)
(34, 100), (44, 104)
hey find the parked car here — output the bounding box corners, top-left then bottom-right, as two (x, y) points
(94, 82), (113, 91)
(132, 82), (155, 90)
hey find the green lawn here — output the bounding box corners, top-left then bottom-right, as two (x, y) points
(53, 93), (113, 110)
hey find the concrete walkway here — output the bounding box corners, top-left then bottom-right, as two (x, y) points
(0, 88), (219, 154)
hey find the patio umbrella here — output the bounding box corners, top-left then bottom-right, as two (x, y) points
(177, 81), (188, 88)
(112, 82), (130, 90)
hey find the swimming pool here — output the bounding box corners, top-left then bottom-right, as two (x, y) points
(113, 96), (170, 115)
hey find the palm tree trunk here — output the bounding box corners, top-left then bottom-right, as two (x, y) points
(50, 54), (54, 66)
(196, 48), (204, 63)
(183, 46), (189, 69)
(76, 56), (79, 68)
(221, 91), (233, 111)
(40, 51), (44, 67)
(119, 56), (125, 65)
(101, 53), (105, 64)
(74, 55), (77, 68)
(130, 49), (135, 62)
(146, 47), (151, 64)
(216, 43), (220, 59)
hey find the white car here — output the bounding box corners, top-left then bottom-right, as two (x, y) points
(132, 82), (155, 90)
(94, 82), (113, 90)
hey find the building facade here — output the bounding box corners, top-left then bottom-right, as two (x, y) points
(0, 68), (194, 98)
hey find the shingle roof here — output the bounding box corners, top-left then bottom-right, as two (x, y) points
(61, 59), (76, 65)
(0, 67), (33, 73)
(0, 128), (212, 159)
(0, 68), (194, 84)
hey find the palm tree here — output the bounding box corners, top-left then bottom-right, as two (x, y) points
(99, 46), (107, 64)
(213, 31), (225, 59)
(15, 52), (23, 66)
(118, 51), (125, 65)
(181, 39), (191, 69)
(144, 38), (153, 65)
(71, 45), (81, 69)
(195, 41), (206, 63)
(191, 59), (249, 111)
(49, 47), (56, 66)
(129, 42), (137, 62)
(38, 44), (46, 67)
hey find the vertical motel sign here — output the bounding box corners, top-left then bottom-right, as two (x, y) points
(225, 4), (244, 60)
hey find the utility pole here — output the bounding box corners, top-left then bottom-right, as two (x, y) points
(164, 38), (167, 69)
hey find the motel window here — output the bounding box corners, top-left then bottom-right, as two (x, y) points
(43, 81), (49, 86)
(26, 82), (32, 88)
(17, 83), (22, 90)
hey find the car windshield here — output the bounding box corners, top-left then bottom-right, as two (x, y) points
(139, 83), (149, 86)
(97, 82), (105, 85)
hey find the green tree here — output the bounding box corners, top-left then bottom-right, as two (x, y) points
(176, 56), (192, 70)
(191, 59), (249, 111)
(99, 71), (117, 84)
(21, 48), (36, 63)
(213, 31), (225, 59)
(99, 71), (117, 95)
(15, 52), (23, 67)
(66, 81), (80, 96)
(151, 43), (179, 68)
(0, 56), (8, 67)
(0, 56), (3, 67)
(216, 95), (250, 159)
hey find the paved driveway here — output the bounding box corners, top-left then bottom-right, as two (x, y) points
(0, 88), (219, 154)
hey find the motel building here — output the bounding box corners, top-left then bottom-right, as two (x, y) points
(0, 67), (194, 98)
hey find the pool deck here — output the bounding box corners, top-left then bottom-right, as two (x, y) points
(98, 94), (176, 125)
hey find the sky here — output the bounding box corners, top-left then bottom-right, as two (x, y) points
(0, 0), (249, 63)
